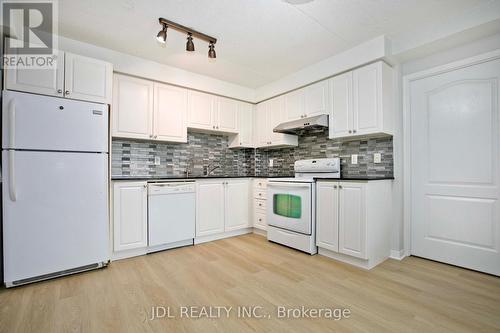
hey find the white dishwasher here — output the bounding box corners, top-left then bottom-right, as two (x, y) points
(148, 181), (196, 252)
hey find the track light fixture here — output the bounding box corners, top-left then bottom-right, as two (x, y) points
(156, 23), (167, 44)
(156, 17), (217, 59)
(186, 33), (195, 52)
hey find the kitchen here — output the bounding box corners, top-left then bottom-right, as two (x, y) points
(1, 1), (500, 332)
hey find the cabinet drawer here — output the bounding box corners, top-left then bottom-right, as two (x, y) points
(254, 198), (266, 211)
(254, 189), (267, 200)
(254, 179), (267, 189)
(254, 211), (266, 228)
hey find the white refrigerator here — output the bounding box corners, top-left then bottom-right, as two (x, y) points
(2, 90), (109, 287)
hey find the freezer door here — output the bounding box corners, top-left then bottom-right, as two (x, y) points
(2, 151), (109, 284)
(2, 90), (108, 152)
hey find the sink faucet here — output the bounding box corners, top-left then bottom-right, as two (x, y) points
(203, 162), (220, 176)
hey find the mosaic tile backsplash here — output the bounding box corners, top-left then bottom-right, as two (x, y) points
(112, 129), (393, 178)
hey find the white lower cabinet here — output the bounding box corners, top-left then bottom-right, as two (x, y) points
(112, 181), (148, 253)
(253, 179), (268, 230)
(196, 179), (251, 239)
(316, 180), (392, 269)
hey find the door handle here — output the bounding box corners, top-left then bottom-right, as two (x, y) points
(9, 150), (17, 201)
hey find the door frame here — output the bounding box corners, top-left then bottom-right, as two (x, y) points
(402, 48), (500, 257)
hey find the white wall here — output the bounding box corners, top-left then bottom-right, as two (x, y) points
(58, 36), (256, 103)
(255, 36), (389, 102)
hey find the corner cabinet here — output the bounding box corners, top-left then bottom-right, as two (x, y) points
(196, 179), (251, 239)
(229, 102), (254, 148)
(112, 181), (148, 253)
(112, 74), (187, 143)
(5, 51), (112, 104)
(187, 91), (239, 134)
(329, 61), (393, 139)
(316, 180), (392, 269)
(255, 96), (298, 148)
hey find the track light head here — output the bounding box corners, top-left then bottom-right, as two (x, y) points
(208, 42), (216, 59)
(186, 33), (195, 52)
(156, 24), (167, 43)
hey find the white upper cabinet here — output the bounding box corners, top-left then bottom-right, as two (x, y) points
(154, 83), (188, 143)
(187, 90), (216, 131)
(229, 102), (254, 148)
(64, 53), (113, 104)
(188, 92), (238, 133)
(5, 51), (65, 98)
(330, 61), (393, 139)
(112, 74), (188, 143)
(217, 97), (239, 133)
(112, 74), (153, 140)
(255, 96), (298, 148)
(5, 51), (112, 104)
(304, 80), (330, 117)
(285, 88), (305, 121)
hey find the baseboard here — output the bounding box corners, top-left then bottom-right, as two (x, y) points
(194, 228), (253, 244)
(252, 228), (267, 237)
(389, 249), (406, 260)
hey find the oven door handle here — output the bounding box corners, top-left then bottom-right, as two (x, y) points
(267, 182), (311, 189)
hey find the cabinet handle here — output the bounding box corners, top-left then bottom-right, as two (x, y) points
(57, 89), (62, 94)
(333, 185), (337, 189)
(339, 185), (343, 189)
(143, 184), (147, 189)
(258, 218), (262, 222)
(348, 130), (352, 134)
(353, 130), (357, 133)
(217, 126), (219, 129)
(65, 90), (70, 95)
(154, 135), (158, 139)
(258, 193), (262, 196)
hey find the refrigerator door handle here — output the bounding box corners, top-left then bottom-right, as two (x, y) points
(9, 150), (17, 201)
(9, 99), (16, 147)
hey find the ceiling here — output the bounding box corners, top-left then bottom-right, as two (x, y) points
(58, 0), (492, 88)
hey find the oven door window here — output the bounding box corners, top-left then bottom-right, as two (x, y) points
(273, 194), (302, 219)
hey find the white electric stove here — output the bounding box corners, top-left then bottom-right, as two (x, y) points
(267, 158), (340, 254)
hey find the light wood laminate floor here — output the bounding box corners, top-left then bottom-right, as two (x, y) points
(1, 233), (499, 333)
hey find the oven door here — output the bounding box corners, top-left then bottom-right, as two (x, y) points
(267, 181), (312, 235)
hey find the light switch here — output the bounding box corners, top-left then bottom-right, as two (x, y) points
(154, 156), (161, 165)
(269, 158), (274, 167)
(351, 154), (358, 165)
(374, 153), (382, 163)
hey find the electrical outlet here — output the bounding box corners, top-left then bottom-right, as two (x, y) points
(351, 154), (358, 165)
(154, 156), (161, 165)
(269, 158), (274, 167)
(374, 153), (382, 163)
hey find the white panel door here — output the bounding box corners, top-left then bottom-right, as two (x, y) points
(338, 182), (366, 259)
(268, 96), (286, 143)
(154, 83), (187, 143)
(330, 73), (353, 138)
(305, 80), (330, 117)
(64, 53), (113, 104)
(353, 63), (380, 135)
(196, 181), (225, 236)
(239, 102), (254, 147)
(113, 182), (148, 252)
(256, 102), (269, 146)
(225, 180), (251, 231)
(410, 58), (500, 275)
(285, 88), (305, 121)
(3, 151), (109, 283)
(5, 50), (64, 97)
(316, 182), (339, 252)
(187, 91), (215, 130)
(112, 74), (153, 140)
(217, 97), (239, 133)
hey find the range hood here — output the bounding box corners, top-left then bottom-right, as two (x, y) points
(273, 114), (329, 135)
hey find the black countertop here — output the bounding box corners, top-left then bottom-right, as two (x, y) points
(111, 175), (394, 181)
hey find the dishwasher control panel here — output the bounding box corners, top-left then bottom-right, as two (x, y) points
(148, 182), (196, 194)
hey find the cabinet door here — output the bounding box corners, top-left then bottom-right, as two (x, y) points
(305, 80), (330, 117)
(353, 62), (380, 135)
(196, 181), (225, 237)
(268, 96), (286, 143)
(187, 90), (215, 130)
(154, 83), (187, 143)
(338, 182), (366, 259)
(217, 97), (239, 133)
(255, 102), (269, 146)
(254, 211), (267, 230)
(284, 88), (305, 121)
(232, 102), (254, 147)
(225, 180), (250, 231)
(112, 74), (153, 140)
(5, 50), (64, 97)
(113, 182), (148, 252)
(330, 72), (353, 138)
(316, 182), (339, 252)
(64, 53), (113, 104)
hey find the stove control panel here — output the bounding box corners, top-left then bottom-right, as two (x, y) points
(294, 158), (340, 173)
